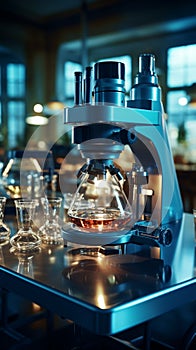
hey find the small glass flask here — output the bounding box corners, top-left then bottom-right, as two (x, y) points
(10, 199), (41, 252)
(0, 196), (10, 245)
(67, 160), (133, 233)
(39, 197), (63, 245)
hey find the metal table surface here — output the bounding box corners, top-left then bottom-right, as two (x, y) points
(0, 215), (195, 336)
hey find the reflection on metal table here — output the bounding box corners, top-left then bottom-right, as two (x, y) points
(0, 214), (195, 336)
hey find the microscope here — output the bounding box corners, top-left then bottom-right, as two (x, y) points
(63, 53), (194, 268)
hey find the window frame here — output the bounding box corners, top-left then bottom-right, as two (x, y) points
(0, 58), (26, 149)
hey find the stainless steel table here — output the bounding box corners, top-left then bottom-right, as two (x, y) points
(0, 214), (195, 337)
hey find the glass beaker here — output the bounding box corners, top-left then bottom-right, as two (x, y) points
(67, 165), (133, 233)
(39, 197), (63, 245)
(10, 199), (41, 252)
(0, 196), (10, 245)
(1, 150), (43, 199)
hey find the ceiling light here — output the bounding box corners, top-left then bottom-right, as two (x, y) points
(178, 96), (188, 106)
(44, 100), (65, 114)
(26, 115), (48, 126)
(33, 103), (44, 113)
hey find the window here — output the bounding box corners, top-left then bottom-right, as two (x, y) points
(7, 63), (25, 97)
(0, 59), (26, 149)
(167, 44), (196, 88)
(7, 101), (26, 148)
(167, 44), (196, 163)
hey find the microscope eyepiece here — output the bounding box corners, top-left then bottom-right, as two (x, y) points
(94, 61), (125, 80)
(137, 53), (158, 84)
(127, 53), (163, 112)
(139, 53), (155, 75)
(94, 61), (125, 106)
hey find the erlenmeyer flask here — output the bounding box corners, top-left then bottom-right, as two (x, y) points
(67, 161), (133, 233)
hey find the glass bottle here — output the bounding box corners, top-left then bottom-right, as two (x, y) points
(1, 150), (43, 199)
(0, 196), (10, 245)
(10, 199), (41, 252)
(39, 197), (63, 245)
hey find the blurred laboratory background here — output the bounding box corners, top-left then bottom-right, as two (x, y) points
(0, 0), (195, 211)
